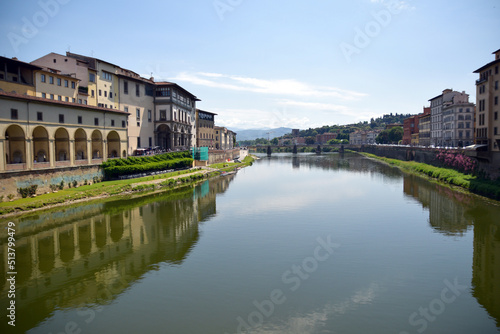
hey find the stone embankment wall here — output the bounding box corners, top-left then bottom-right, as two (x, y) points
(0, 165), (103, 199)
(208, 149), (240, 164)
(348, 145), (500, 179)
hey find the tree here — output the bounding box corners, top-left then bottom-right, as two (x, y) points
(305, 136), (315, 145)
(388, 126), (403, 143)
(271, 138), (279, 145)
(375, 130), (390, 144)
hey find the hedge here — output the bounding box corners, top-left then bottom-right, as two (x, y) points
(103, 157), (193, 179)
(101, 151), (191, 169)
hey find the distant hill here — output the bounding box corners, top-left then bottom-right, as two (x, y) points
(235, 127), (293, 141)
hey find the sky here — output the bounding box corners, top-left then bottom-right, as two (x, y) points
(0, 0), (499, 130)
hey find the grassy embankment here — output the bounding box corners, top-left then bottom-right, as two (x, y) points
(0, 155), (254, 216)
(360, 152), (500, 201)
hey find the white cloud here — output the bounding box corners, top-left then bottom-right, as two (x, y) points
(170, 72), (367, 100)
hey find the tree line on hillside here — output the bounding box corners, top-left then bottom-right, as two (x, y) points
(238, 113), (411, 146)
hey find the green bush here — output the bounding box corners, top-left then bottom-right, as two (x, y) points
(18, 185), (38, 198)
(104, 157), (193, 179)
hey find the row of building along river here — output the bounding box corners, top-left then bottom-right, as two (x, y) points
(1, 152), (499, 333)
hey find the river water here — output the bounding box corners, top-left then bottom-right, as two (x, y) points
(1, 153), (499, 334)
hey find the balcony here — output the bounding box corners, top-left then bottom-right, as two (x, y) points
(476, 78), (488, 85)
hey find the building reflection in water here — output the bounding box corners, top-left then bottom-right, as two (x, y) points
(403, 173), (500, 328)
(0, 175), (235, 333)
(287, 152), (500, 328)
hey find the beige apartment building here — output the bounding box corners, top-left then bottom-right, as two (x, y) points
(474, 49), (500, 151)
(33, 52), (198, 154)
(117, 67), (156, 153)
(31, 52), (98, 106)
(34, 68), (80, 104)
(196, 109), (216, 149)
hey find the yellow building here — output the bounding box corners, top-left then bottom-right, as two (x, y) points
(196, 109), (216, 149)
(34, 68), (80, 103)
(474, 48), (500, 151)
(0, 91), (128, 172)
(0, 56), (37, 96)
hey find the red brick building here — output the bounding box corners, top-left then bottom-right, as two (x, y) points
(403, 115), (419, 145)
(316, 132), (337, 144)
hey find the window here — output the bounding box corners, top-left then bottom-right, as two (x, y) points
(49, 76), (54, 84)
(160, 109), (166, 121)
(91, 90), (94, 97)
(495, 127), (498, 136)
(122, 120), (126, 128)
(496, 81), (499, 90)
(124, 106), (129, 113)
(37, 112), (43, 121)
(148, 110), (152, 122)
(84, 100), (87, 105)
(57, 78), (61, 86)
(136, 84), (140, 97)
(78, 116), (82, 124)
(94, 118), (99, 126)
(59, 114), (64, 123)
(72, 98), (75, 103)
(149, 137), (152, 147)
(58, 96), (62, 101)
(99, 89), (102, 96)
(495, 112), (498, 120)
(71, 81), (75, 89)
(50, 94), (54, 100)
(136, 108), (140, 121)
(137, 122), (140, 127)
(137, 137), (141, 148)
(104, 91), (107, 97)
(109, 92), (113, 98)
(42, 92), (46, 98)
(64, 79), (68, 87)
(78, 99), (82, 104)
(11, 109), (18, 120)
(111, 119), (115, 126)
(89, 73), (95, 82)
(495, 96), (498, 105)
(102, 71), (112, 80)
(156, 86), (171, 97)
(65, 97), (69, 102)
(124, 81), (128, 94)
(41, 74), (46, 82)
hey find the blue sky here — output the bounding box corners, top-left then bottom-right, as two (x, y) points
(1, 0), (499, 130)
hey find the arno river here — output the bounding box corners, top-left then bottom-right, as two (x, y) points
(1, 153), (499, 334)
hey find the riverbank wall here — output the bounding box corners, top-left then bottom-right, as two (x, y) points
(348, 145), (500, 179)
(0, 165), (103, 199)
(208, 149), (240, 164)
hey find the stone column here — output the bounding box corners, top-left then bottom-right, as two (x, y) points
(0, 138), (5, 172)
(49, 138), (55, 167)
(87, 139), (92, 164)
(69, 139), (75, 166)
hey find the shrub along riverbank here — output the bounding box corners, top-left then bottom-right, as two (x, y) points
(0, 155), (255, 217)
(360, 152), (500, 201)
(101, 151), (193, 180)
